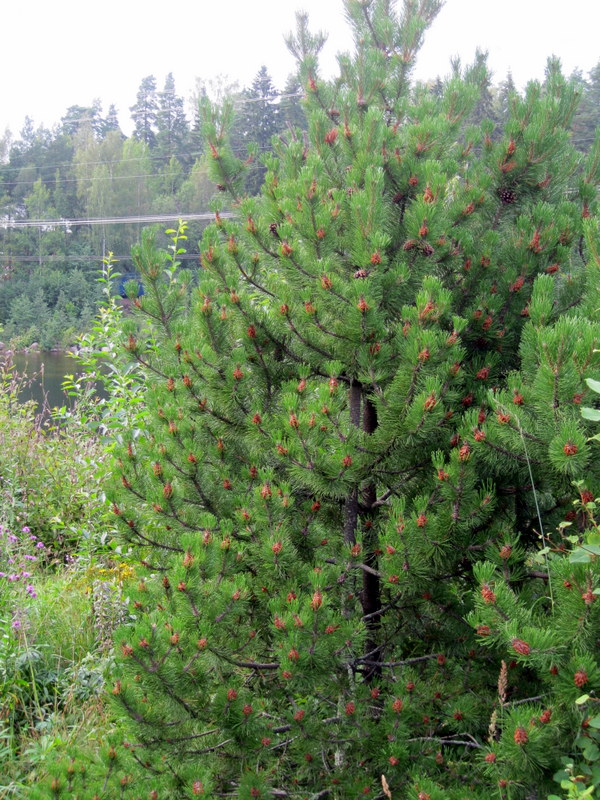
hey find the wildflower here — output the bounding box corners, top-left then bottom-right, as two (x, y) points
(21, 526), (30, 534)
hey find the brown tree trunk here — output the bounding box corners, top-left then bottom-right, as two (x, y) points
(361, 396), (381, 680)
(343, 381), (382, 680)
(343, 380), (362, 545)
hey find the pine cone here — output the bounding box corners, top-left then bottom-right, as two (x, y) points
(497, 187), (517, 205)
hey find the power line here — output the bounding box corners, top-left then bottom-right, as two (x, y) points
(1, 212), (233, 229)
(0, 90), (304, 177)
(0, 149), (205, 176)
(2, 170), (194, 188)
(1, 134), (595, 188)
(0, 144), (275, 188)
(1, 253), (202, 263)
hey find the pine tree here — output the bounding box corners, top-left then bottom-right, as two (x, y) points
(234, 65), (281, 195)
(156, 73), (190, 165)
(130, 75), (159, 149)
(279, 73), (307, 133)
(494, 70), (518, 129)
(467, 49), (497, 128)
(72, 2), (600, 798)
(571, 61), (600, 153)
(100, 103), (123, 139)
(61, 103), (103, 138)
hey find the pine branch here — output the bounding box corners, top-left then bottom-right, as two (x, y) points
(408, 736), (482, 749)
(357, 653), (441, 668)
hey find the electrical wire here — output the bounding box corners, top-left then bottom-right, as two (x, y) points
(0, 143), (276, 188)
(1, 212), (232, 229)
(0, 150), (206, 175)
(2, 134), (596, 189)
(0, 253), (202, 263)
(0, 90), (305, 177)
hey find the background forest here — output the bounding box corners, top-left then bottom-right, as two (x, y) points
(0, 61), (598, 350)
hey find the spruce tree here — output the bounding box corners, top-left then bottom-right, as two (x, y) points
(100, 103), (123, 139)
(279, 73), (307, 133)
(156, 73), (190, 165)
(234, 66), (281, 195)
(494, 70), (518, 130)
(571, 61), (600, 153)
(66, 2), (600, 798)
(130, 75), (159, 149)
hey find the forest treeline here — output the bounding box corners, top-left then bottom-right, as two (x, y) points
(0, 61), (598, 349)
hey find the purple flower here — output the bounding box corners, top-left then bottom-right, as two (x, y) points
(12, 619), (21, 630)
(0, 572), (5, 577)
(21, 526), (30, 534)
(29, 534), (37, 541)
(36, 542), (45, 549)
(21, 572), (31, 579)
(8, 534), (18, 543)
(26, 584), (37, 598)
(8, 573), (20, 582)
(23, 555), (37, 561)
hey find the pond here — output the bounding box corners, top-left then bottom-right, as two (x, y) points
(6, 351), (90, 414)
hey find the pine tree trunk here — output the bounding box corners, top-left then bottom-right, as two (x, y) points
(343, 380), (362, 545)
(361, 395), (381, 680)
(344, 381), (381, 679)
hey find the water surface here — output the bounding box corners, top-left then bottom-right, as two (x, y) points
(8, 351), (88, 413)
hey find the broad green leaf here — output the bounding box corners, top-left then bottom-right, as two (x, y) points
(585, 377), (600, 394)
(582, 741), (600, 761)
(582, 406), (600, 421)
(575, 694), (590, 705)
(570, 549), (592, 563)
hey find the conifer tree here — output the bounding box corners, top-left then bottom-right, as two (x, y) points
(79, 2), (600, 798)
(494, 70), (518, 129)
(130, 75), (159, 149)
(101, 103), (123, 139)
(156, 73), (190, 165)
(279, 73), (307, 133)
(234, 66), (281, 195)
(571, 61), (600, 153)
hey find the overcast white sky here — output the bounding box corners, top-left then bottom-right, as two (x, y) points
(2, 0), (598, 138)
